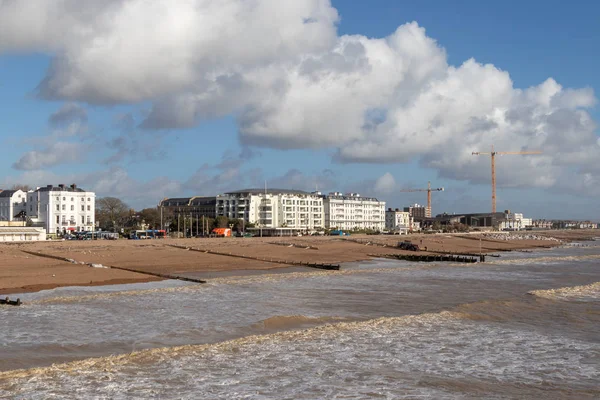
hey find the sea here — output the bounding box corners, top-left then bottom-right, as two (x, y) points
(1, 242), (599, 399)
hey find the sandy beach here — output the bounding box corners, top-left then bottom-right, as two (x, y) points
(1, 230), (596, 295)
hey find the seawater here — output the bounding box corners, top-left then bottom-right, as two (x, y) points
(1, 245), (599, 399)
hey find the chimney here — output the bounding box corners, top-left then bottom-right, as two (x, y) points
(47, 184), (52, 188)
(70, 184), (77, 190)
(58, 184), (65, 189)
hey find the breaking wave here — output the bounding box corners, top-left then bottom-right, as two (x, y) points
(488, 254), (600, 265)
(529, 282), (600, 301)
(1, 310), (598, 399)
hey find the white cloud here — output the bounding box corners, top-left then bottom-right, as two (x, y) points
(0, 0), (338, 104)
(12, 142), (89, 170)
(1, 1), (598, 196)
(373, 172), (397, 194)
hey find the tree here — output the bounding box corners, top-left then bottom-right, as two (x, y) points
(96, 197), (129, 231)
(138, 207), (161, 229)
(11, 184), (31, 191)
(213, 216), (229, 229)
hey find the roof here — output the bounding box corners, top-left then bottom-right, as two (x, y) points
(37, 186), (86, 192)
(224, 188), (312, 196)
(0, 227), (45, 234)
(159, 196), (216, 207)
(0, 190), (18, 198)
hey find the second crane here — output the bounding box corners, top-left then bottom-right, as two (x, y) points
(400, 181), (444, 218)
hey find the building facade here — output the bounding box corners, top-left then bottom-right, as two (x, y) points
(499, 212), (533, 230)
(27, 184), (96, 235)
(159, 197), (217, 218)
(323, 192), (385, 231)
(216, 189), (324, 230)
(0, 189), (27, 222)
(404, 204), (428, 219)
(385, 208), (412, 234)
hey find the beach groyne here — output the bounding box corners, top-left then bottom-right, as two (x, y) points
(369, 253), (482, 263)
(20, 250), (207, 285)
(167, 245), (340, 270)
(0, 297), (21, 306)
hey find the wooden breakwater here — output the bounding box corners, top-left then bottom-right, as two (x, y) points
(267, 242), (319, 250)
(167, 245), (340, 271)
(341, 238), (390, 247)
(1, 297), (21, 306)
(369, 253), (481, 263)
(20, 250), (207, 284)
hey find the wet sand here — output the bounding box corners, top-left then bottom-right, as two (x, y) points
(0, 230), (595, 295)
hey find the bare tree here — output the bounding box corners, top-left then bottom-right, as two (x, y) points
(96, 197), (129, 232)
(11, 184), (31, 191)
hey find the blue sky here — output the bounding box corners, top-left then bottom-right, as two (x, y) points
(0, 0), (598, 219)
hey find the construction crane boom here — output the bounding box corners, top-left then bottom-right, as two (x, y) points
(399, 181), (444, 217)
(472, 146), (542, 213)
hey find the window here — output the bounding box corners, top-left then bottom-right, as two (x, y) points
(61, 215), (66, 222)
(87, 205), (90, 211)
(70, 205), (74, 211)
(30, 205), (32, 211)
(87, 216), (91, 223)
(63, 197), (66, 201)
(56, 197), (59, 201)
(30, 196), (33, 201)
(56, 205), (60, 211)
(62, 204), (66, 211)
(71, 198), (74, 201)
(81, 205), (85, 211)
(81, 216), (85, 224)
(87, 198), (90, 201)
(56, 216), (60, 223)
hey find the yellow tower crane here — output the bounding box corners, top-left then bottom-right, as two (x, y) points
(472, 146), (542, 214)
(399, 181), (444, 218)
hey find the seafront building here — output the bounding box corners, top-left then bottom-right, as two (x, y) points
(385, 208), (412, 234)
(159, 196), (217, 219)
(323, 192), (385, 231)
(28, 184), (96, 235)
(0, 184), (96, 236)
(0, 189), (27, 222)
(216, 189), (324, 231)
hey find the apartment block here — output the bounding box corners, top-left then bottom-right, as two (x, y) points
(323, 192), (385, 231)
(216, 189), (324, 230)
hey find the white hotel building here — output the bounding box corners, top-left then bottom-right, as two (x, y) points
(0, 184), (97, 235)
(216, 189), (324, 230)
(29, 184), (96, 234)
(323, 192), (386, 231)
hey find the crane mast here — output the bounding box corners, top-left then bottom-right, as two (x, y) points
(472, 146), (542, 213)
(399, 181), (444, 217)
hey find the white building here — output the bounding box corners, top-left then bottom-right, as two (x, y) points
(0, 189), (27, 223)
(500, 212), (532, 231)
(323, 192), (385, 231)
(27, 184), (96, 235)
(216, 189), (324, 230)
(385, 208), (412, 234)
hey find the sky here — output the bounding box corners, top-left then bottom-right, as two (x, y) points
(0, 0), (599, 219)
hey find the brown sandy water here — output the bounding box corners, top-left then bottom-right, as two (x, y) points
(0, 245), (599, 399)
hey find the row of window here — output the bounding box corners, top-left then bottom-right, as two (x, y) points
(55, 215), (92, 224)
(55, 204), (92, 211)
(54, 196), (91, 202)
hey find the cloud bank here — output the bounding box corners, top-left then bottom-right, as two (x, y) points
(1, 0), (598, 194)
